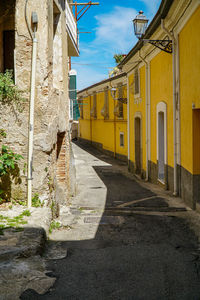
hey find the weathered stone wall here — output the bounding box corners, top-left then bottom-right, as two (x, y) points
(0, 0), (73, 211)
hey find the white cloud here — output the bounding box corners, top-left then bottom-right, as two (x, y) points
(75, 66), (107, 91)
(94, 6), (137, 53)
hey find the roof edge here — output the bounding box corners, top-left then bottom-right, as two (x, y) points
(77, 72), (126, 94)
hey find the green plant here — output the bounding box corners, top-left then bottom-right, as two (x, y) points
(0, 145), (23, 204)
(23, 163), (27, 175)
(0, 70), (25, 111)
(0, 145), (23, 177)
(21, 210), (31, 217)
(0, 129), (6, 140)
(49, 220), (61, 234)
(32, 193), (42, 207)
(0, 209), (31, 235)
(113, 54), (125, 64)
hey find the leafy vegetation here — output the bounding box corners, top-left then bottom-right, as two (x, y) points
(0, 209), (31, 235)
(0, 70), (25, 111)
(113, 54), (126, 64)
(0, 145), (23, 177)
(49, 220), (61, 234)
(0, 144), (24, 204)
(32, 193), (43, 207)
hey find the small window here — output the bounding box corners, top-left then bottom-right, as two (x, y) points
(120, 132), (124, 147)
(134, 68), (140, 95)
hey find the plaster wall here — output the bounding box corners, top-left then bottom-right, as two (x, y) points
(0, 0), (72, 208)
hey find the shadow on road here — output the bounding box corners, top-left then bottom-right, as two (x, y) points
(20, 141), (200, 300)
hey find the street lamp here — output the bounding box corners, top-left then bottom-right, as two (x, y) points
(133, 11), (148, 39)
(133, 11), (172, 54)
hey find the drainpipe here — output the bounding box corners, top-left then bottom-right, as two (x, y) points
(25, 2), (38, 207)
(161, 19), (178, 196)
(139, 50), (149, 181)
(109, 82), (117, 158)
(127, 75), (130, 166)
(90, 96), (92, 144)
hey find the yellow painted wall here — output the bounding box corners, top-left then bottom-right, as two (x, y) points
(150, 51), (173, 167)
(129, 65), (146, 171)
(179, 5), (200, 174)
(79, 82), (128, 158)
(79, 96), (91, 141)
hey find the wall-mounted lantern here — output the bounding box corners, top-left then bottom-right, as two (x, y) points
(133, 11), (172, 54)
(133, 10), (148, 39)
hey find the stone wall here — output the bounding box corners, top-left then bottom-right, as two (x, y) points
(0, 0), (74, 211)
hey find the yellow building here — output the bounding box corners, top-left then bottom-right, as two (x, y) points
(78, 0), (200, 210)
(78, 73), (128, 161)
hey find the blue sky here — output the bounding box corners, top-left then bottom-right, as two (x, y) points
(72, 0), (161, 90)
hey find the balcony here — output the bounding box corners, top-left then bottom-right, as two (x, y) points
(66, 1), (79, 56)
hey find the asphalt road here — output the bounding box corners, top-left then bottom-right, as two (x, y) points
(21, 142), (200, 300)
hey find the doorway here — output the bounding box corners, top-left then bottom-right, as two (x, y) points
(135, 117), (141, 174)
(3, 30), (15, 73)
(158, 111), (165, 181)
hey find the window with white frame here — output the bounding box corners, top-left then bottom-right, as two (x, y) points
(120, 132), (124, 147)
(156, 102), (167, 182)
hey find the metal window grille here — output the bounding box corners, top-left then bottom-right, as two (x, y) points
(120, 132), (124, 147)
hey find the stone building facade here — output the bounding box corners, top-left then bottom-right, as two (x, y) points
(0, 0), (78, 212)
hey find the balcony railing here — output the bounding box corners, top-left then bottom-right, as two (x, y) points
(66, 1), (77, 46)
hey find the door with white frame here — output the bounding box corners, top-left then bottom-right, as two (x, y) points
(134, 113), (142, 174)
(157, 102), (167, 183)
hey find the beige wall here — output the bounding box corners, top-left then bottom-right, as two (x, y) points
(0, 0), (71, 209)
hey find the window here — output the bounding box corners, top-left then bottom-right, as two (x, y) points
(156, 102), (167, 182)
(120, 132), (124, 147)
(101, 88), (109, 119)
(90, 93), (97, 118)
(134, 68), (140, 96)
(118, 85), (123, 118)
(114, 83), (123, 118)
(3, 31), (15, 73)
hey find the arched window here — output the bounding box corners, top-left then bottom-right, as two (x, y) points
(156, 102), (167, 182)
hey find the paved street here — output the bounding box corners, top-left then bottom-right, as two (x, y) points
(21, 141), (200, 300)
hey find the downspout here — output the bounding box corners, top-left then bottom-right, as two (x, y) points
(114, 106), (116, 158)
(127, 74), (130, 167)
(109, 82), (116, 158)
(90, 96), (92, 144)
(25, 2), (38, 208)
(161, 19), (178, 196)
(139, 50), (149, 181)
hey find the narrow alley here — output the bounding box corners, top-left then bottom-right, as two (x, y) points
(21, 141), (200, 300)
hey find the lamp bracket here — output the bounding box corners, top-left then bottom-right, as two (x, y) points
(143, 39), (172, 53)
